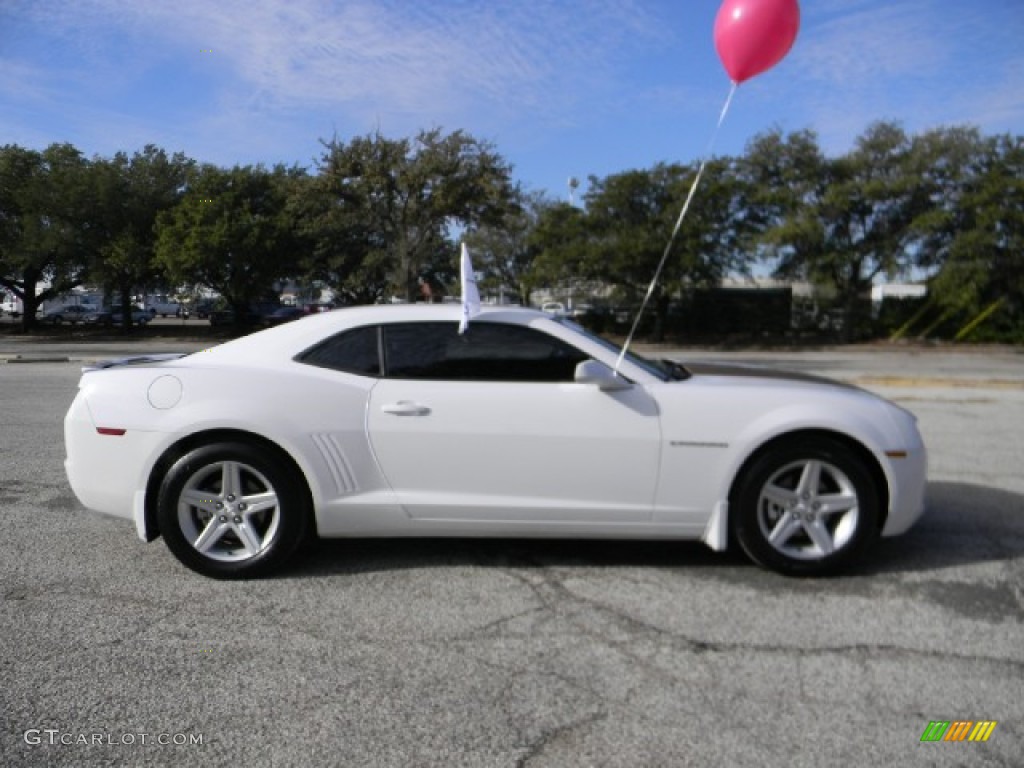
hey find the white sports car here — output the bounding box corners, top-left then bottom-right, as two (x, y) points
(64, 305), (927, 579)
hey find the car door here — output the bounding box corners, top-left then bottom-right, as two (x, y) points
(367, 321), (661, 524)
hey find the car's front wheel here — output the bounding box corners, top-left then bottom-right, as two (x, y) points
(156, 442), (310, 579)
(731, 437), (880, 576)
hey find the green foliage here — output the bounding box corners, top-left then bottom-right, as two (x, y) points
(1, 121), (1022, 342)
(462, 189), (548, 304)
(0, 143), (91, 328)
(155, 163), (305, 321)
(529, 201), (593, 288)
(531, 159), (755, 339)
(928, 134), (1024, 318)
(746, 122), (952, 339)
(90, 146), (193, 327)
(305, 128), (516, 303)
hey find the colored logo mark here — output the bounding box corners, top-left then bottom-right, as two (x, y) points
(920, 720), (997, 742)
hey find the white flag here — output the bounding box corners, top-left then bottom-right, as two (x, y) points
(459, 242), (481, 334)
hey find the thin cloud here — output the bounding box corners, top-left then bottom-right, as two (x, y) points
(795, 0), (947, 85)
(13, 0), (665, 130)
(777, 0), (1024, 154)
(952, 54), (1024, 133)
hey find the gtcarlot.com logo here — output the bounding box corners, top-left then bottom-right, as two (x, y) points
(24, 729), (204, 747)
(920, 720), (997, 743)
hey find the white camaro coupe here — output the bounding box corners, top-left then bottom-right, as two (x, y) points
(64, 305), (927, 579)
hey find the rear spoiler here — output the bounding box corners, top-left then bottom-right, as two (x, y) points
(83, 353), (189, 372)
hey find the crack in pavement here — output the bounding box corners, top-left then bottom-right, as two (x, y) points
(484, 556), (1024, 674)
(514, 710), (608, 768)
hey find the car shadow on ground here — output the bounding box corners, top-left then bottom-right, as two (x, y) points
(290, 533), (742, 579)
(863, 481), (1024, 575)
(283, 481), (1024, 581)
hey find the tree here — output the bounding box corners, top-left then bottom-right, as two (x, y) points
(750, 122), (938, 339)
(155, 164), (304, 323)
(528, 200), (593, 302)
(0, 143), (91, 329)
(90, 146), (193, 328)
(739, 128), (828, 272)
(928, 133), (1024, 336)
(289, 168), (404, 306)
(534, 160), (753, 339)
(462, 188), (546, 304)
(905, 125), (987, 273)
(313, 129), (515, 302)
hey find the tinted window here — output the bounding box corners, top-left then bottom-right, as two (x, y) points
(296, 325), (380, 376)
(383, 322), (588, 382)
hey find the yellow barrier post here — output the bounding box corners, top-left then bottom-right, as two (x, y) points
(954, 298), (1005, 342)
(890, 299), (933, 341)
(917, 306), (957, 340)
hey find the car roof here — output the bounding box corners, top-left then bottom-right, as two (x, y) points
(191, 304), (551, 364)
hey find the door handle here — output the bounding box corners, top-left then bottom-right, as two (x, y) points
(381, 401), (431, 416)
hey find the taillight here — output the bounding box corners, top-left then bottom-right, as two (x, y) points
(96, 427), (126, 436)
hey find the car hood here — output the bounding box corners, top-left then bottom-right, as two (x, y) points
(681, 361), (861, 391)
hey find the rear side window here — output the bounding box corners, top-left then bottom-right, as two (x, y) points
(383, 322), (587, 382)
(296, 325), (380, 376)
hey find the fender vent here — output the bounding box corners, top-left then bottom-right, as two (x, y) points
(311, 433), (359, 495)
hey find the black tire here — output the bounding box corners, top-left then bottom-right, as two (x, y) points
(156, 441), (310, 579)
(731, 437), (880, 576)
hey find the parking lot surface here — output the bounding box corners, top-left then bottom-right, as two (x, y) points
(1, 338), (1022, 767)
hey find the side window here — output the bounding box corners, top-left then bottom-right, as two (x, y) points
(383, 322), (588, 382)
(296, 325), (380, 376)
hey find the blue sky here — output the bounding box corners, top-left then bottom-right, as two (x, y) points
(1, 0), (1022, 200)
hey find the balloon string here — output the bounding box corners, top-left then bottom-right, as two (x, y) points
(615, 81), (738, 375)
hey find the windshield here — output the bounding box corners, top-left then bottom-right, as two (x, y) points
(554, 318), (688, 381)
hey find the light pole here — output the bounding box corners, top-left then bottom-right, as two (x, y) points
(567, 176), (579, 206)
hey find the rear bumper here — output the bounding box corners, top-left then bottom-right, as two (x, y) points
(64, 392), (166, 524)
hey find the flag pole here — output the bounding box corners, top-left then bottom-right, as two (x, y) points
(459, 242), (481, 334)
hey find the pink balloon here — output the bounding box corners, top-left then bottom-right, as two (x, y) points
(714, 0), (800, 84)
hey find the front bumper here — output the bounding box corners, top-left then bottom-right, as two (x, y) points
(880, 436), (928, 537)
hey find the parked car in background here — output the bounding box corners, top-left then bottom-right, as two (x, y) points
(83, 308), (110, 325)
(43, 305), (94, 324)
(115, 307), (153, 325)
(569, 303), (594, 319)
(209, 302), (280, 327)
(194, 299), (218, 319)
(263, 306), (306, 326)
(541, 301), (568, 317)
(145, 297), (182, 317)
(85, 306), (153, 326)
(2, 293), (23, 317)
(301, 303), (337, 314)
(209, 306), (253, 327)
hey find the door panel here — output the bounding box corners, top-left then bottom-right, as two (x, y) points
(368, 379), (661, 522)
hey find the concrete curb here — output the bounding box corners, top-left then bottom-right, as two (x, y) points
(4, 355), (72, 364)
(850, 375), (1024, 391)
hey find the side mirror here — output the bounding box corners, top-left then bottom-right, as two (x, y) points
(574, 360), (632, 391)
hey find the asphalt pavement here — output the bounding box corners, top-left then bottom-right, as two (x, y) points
(1, 333), (1022, 767)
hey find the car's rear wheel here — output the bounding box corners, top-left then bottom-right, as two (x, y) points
(731, 437), (880, 576)
(157, 442), (310, 579)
